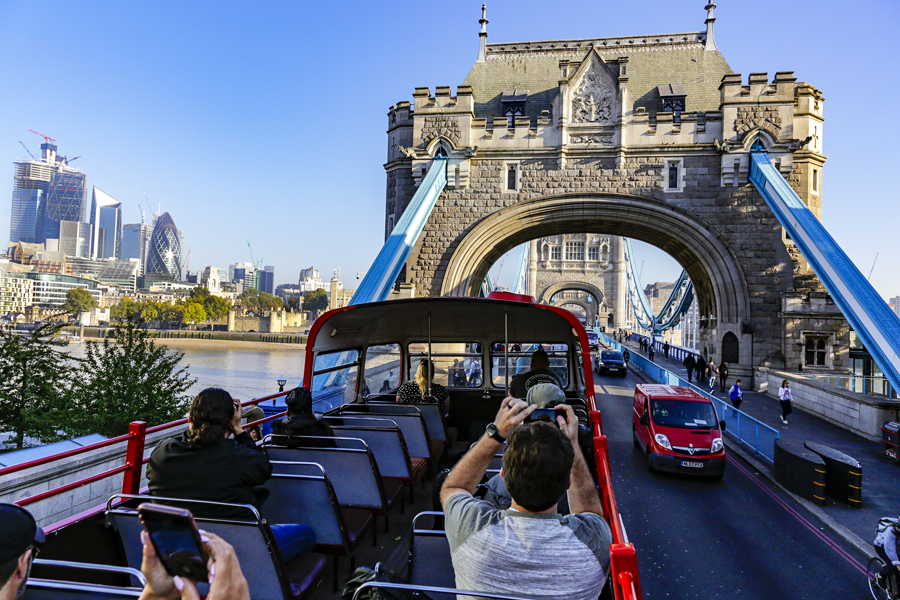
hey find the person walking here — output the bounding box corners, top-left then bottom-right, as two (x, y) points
(663, 341), (670, 360)
(706, 360), (718, 393)
(622, 348), (630, 363)
(728, 379), (743, 417)
(683, 354), (696, 382)
(648, 345), (655, 362)
(718, 361), (729, 393)
(778, 380), (793, 424)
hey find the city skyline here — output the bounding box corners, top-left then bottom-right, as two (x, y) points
(1, 1), (898, 296)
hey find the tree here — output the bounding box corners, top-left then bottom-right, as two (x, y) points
(111, 297), (138, 322)
(286, 296), (299, 312)
(203, 295), (231, 322)
(303, 288), (328, 312)
(162, 303), (184, 329)
(181, 301), (207, 329)
(189, 286), (211, 301)
(258, 292), (284, 311)
(65, 321), (195, 437)
(64, 288), (98, 314)
(238, 288), (259, 308)
(0, 322), (74, 449)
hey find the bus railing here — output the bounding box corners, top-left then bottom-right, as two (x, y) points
(4, 390), (290, 520)
(596, 331), (780, 463)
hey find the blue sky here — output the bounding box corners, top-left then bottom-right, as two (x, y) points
(1, 0), (897, 300)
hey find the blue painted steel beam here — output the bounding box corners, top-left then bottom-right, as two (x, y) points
(624, 238), (656, 330)
(351, 158), (448, 304)
(513, 244), (529, 295)
(749, 147), (900, 392)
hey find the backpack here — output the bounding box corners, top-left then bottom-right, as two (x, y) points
(342, 562), (432, 600)
(877, 517), (900, 538)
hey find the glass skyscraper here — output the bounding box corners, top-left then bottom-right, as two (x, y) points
(146, 212), (182, 281)
(89, 186), (121, 259)
(9, 143), (86, 247)
(121, 222), (152, 275)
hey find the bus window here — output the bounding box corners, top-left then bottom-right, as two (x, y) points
(311, 349), (360, 409)
(408, 342), (483, 388)
(364, 344), (402, 396)
(490, 343), (569, 388)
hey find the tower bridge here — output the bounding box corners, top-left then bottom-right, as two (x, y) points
(382, 4), (839, 384)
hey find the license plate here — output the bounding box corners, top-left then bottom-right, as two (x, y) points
(681, 461), (704, 469)
(609, 367), (619, 371)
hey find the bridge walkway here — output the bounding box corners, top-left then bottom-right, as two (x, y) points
(618, 338), (895, 555)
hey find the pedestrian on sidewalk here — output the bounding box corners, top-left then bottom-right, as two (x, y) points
(706, 360), (718, 393)
(622, 348), (630, 363)
(778, 380), (793, 424)
(718, 361), (729, 392)
(696, 355), (706, 384)
(683, 354), (696, 382)
(663, 341), (670, 360)
(648, 345), (655, 362)
(728, 379), (743, 416)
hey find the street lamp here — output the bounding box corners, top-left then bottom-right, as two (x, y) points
(277, 377), (287, 392)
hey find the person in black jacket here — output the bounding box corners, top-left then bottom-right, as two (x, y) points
(272, 386), (336, 447)
(147, 388), (315, 562)
(683, 354), (696, 382)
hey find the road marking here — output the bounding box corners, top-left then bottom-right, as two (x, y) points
(727, 454), (867, 575)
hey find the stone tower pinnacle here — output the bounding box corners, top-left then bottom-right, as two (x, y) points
(476, 4), (489, 63)
(704, 2), (718, 52)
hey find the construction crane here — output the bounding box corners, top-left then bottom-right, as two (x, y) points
(247, 242), (264, 290)
(28, 129), (56, 144)
(18, 141), (35, 160)
(181, 246), (191, 274)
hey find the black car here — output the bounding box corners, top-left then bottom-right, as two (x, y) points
(594, 349), (627, 377)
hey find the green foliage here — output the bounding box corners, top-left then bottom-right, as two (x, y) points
(286, 296), (299, 312)
(64, 287), (98, 314)
(181, 301), (207, 327)
(0, 322), (74, 449)
(66, 321), (195, 438)
(189, 286), (211, 301)
(302, 288), (328, 311)
(258, 292), (284, 310)
(238, 288), (259, 307)
(201, 295), (230, 321)
(110, 297), (138, 322)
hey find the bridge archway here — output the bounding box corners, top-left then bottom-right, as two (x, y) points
(538, 281), (605, 307)
(439, 192), (754, 364)
(554, 298), (591, 322)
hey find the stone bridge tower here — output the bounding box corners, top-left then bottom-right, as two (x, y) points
(383, 4), (845, 383)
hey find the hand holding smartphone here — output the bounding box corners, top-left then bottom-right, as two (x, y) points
(138, 503), (209, 582)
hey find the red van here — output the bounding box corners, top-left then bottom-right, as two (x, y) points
(632, 384), (726, 478)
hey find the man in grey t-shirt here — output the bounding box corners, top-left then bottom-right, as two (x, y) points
(440, 399), (612, 600)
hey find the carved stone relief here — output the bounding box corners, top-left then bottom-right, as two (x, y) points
(571, 60), (615, 125)
(421, 117), (461, 145)
(570, 134), (613, 145)
(734, 106), (782, 138)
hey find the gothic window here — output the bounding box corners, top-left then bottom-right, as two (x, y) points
(668, 162), (679, 189)
(722, 331), (739, 363)
(812, 169), (818, 193)
(541, 244), (550, 262)
(507, 165), (517, 191)
(501, 90), (528, 128)
(435, 145), (448, 158)
(386, 215), (395, 237)
(565, 241), (584, 261)
(601, 243), (609, 263)
(551, 246), (561, 261)
(588, 246), (599, 262)
(805, 336), (828, 367)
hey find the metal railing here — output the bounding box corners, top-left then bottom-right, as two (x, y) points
(597, 331), (780, 463)
(804, 373), (897, 399)
(1, 390), (290, 529)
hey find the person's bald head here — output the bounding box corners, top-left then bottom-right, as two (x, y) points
(530, 349), (550, 370)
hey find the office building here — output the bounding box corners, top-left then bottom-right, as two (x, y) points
(58, 221), (92, 259)
(145, 212), (182, 282)
(0, 269), (33, 314)
(298, 266), (326, 293)
(27, 272), (101, 308)
(259, 265), (275, 294)
(121, 223), (152, 275)
(9, 143), (86, 246)
(97, 259), (141, 293)
(229, 262), (253, 284)
(89, 187), (121, 259)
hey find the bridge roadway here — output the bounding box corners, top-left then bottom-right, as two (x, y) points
(592, 368), (867, 599)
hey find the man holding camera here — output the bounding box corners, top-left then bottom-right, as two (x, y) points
(440, 399), (611, 600)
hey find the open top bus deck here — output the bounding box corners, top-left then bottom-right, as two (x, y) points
(3, 295), (641, 600)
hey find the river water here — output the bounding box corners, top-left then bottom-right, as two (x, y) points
(63, 341), (306, 402)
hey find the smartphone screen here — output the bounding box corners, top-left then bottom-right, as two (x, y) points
(527, 407), (561, 422)
(138, 503), (209, 581)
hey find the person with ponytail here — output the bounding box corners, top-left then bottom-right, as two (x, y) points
(397, 358), (450, 415)
(148, 388), (273, 520)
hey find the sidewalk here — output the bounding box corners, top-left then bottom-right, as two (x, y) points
(620, 338), (899, 555)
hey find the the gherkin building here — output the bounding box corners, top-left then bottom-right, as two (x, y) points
(146, 212), (182, 281)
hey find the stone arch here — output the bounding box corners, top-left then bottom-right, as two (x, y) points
(425, 135), (456, 158)
(439, 192), (753, 363)
(538, 281), (605, 307)
(554, 298), (591, 321)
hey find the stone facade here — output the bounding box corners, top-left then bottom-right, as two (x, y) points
(383, 7), (837, 384)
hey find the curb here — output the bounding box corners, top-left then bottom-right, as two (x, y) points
(624, 362), (876, 561)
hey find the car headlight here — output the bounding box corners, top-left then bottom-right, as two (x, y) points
(654, 433), (672, 450)
(711, 437), (723, 453)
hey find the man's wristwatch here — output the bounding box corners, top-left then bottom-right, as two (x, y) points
(485, 422), (505, 443)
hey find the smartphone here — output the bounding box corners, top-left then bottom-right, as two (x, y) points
(527, 407), (562, 423)
(138, 503), (209, 582)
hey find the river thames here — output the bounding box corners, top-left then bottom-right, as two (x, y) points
(63, 339), (306, 401)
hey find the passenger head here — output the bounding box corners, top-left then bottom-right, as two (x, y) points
(526, 382), (565, 407)
(502, 421), (574, 512)
(416, 359), (435, 396)
(530, 348), (550, 370)
(285, 386), (314, 417)
(782, 380), (789, 388)
(188, 388), (236, 447)
(0, 503), (44, 597)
